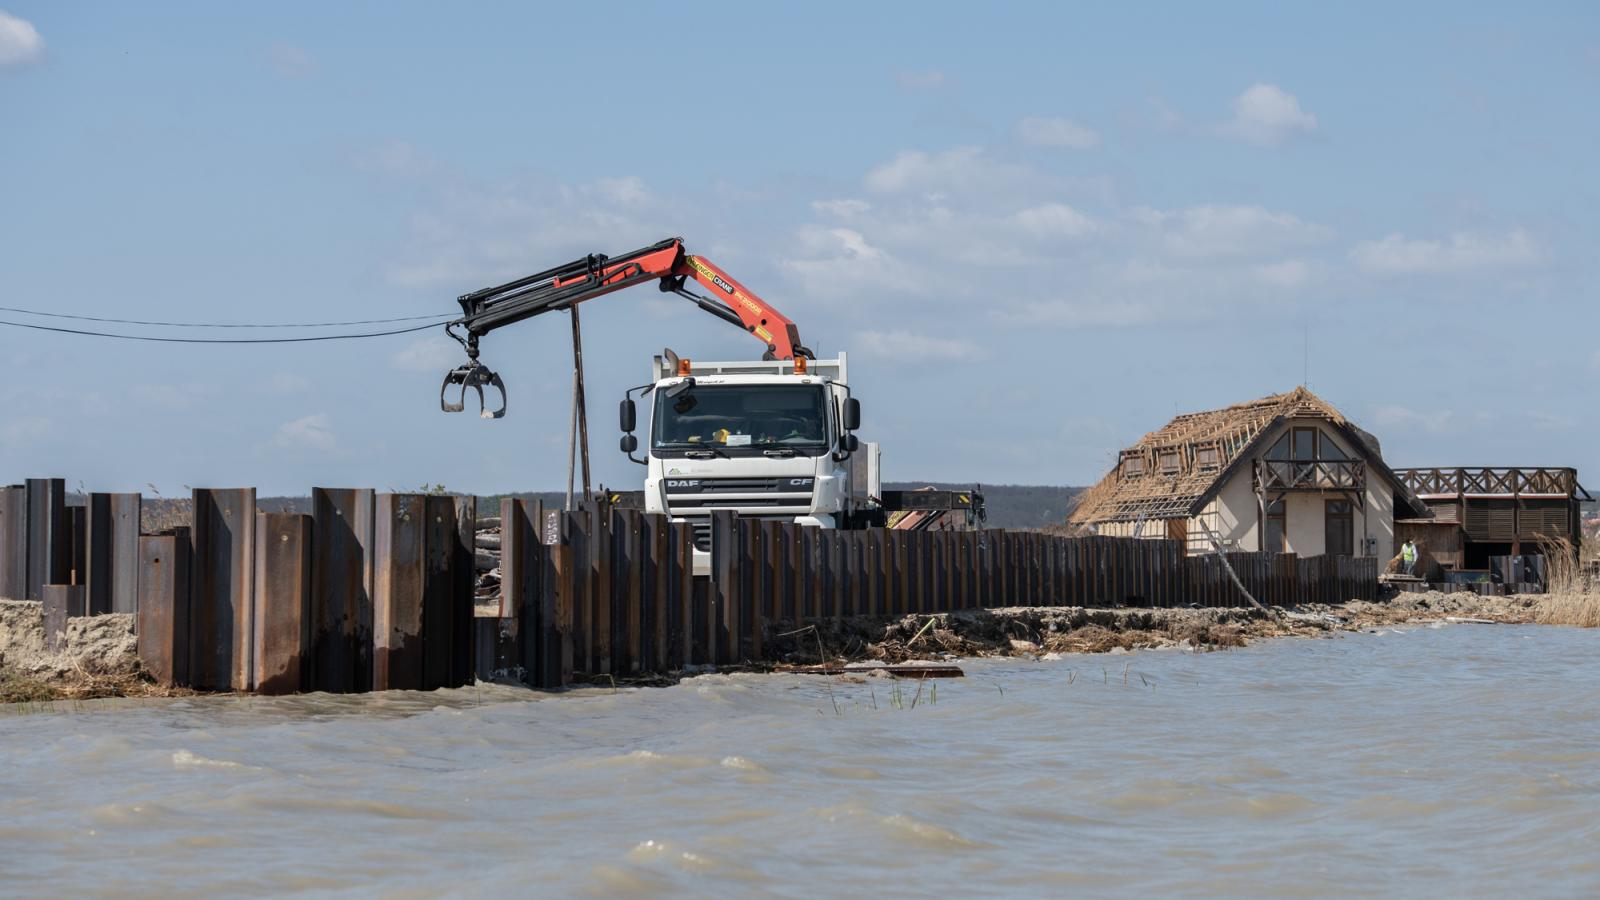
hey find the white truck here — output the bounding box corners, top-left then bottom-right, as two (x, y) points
(619, 353), (880, 574)
(438, 236), (982, 570)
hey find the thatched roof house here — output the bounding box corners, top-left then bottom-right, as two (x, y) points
(1071, 387), (1429, 558)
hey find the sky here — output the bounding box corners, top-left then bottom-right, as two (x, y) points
(0, 2), (1596, 496)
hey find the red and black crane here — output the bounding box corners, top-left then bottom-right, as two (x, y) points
(441, 237), (813, 418)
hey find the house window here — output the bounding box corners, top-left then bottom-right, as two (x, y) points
(1325, 499), (1354, 556)
(1264, 499), (1287, 552)
(1195, 445), (1220, 471)
(1121, 455), (1145, 477)
(1292, 427), (1317, 461)
(1158, 449), (1180, 474)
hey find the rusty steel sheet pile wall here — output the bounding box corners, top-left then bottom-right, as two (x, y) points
(497, 510), (1379, 687)
(0, 477), (477, 697)
(0, 485), (25, 601)
(495, 502), (703, 687)
(253, 512), (313, 695)
(190, 488), (257, 691)
(84, 493), (142, 616)
(372, 493), (476, 692)
(0, 476), (1374, 695)
(25, 478), (70, 602)
(310, 487), (376, 693)
(138, 529), (190, 686)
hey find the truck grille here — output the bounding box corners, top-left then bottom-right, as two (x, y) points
(664, 477), (814, 521)
(664, 477), (811, 494)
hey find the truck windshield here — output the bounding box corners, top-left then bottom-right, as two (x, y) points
(653, 384), (829, 451)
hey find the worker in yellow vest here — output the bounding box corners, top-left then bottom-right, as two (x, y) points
(1401, 539), (1418, 576)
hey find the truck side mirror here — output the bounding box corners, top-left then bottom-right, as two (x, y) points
(619, 398), (636, 433)
(620, 433), (638, 453)
(844, 398), (861, 431)
(842, 433), (859, 453)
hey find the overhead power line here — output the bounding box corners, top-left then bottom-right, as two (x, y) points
(0, 318), (447, 343)
(0, 305), (455, 328)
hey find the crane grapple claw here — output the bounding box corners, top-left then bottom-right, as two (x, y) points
(440, 362), (507, 419)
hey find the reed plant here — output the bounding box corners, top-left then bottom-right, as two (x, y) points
(1533, 536), (1600, 628)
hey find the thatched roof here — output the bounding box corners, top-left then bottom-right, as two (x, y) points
(1070, 387), (1423, 525)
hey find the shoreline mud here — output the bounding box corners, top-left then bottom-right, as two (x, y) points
(3, 590), (1588, 704)
(766, 590), (1553, 668)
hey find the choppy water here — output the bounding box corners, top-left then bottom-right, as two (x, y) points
(3, 624), (1598, 897)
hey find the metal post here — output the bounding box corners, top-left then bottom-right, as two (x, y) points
(566, 364), (578, 512)
(571, 304), (592, 503)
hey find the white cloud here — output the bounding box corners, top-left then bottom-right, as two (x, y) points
(995, 298), (1170, 328)
(856, 329), (985, 360)
(390, 336), (463, 373)
(810, 198), (871, 218)
(896, 70), (946, 91)
(1373, 405), (1455, 433)
(779, 226), (920, 299)
(863, 147), (1039, 197)
(593, 176), (650, 207)
(380, 174), (668, 287)
(1251, 259), (1312, 289)
(1349, 229), (1543, 275)
(128, 384), (218, 411)
(1131, 204), (1334, 259)
(266, 43), (315, 78)
(1220, 84), (1318, 146)
(1017, 117), (1101, 150)
(273, 413), (338, 453)
(265, 372), (311, 395)
(0, 10), (43, 67)
(1011, 203), (1097, 239)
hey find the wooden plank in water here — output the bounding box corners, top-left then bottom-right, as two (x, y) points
(784, 663), (965, 679)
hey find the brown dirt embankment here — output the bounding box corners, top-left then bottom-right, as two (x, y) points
(0, 600), (182, 703)
(762, 590), (1577, 667)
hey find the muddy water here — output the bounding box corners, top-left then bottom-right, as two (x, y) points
(3, 625), (1598, 896)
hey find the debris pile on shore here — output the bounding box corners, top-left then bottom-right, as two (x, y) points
(763, 590), (1578, 667)
(0, 600), (176, 703)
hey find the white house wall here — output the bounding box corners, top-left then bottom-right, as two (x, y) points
(1365, 474), (1396, 561)
(1198, 417), (1399, 558)
(1197, 478), (1259, 551)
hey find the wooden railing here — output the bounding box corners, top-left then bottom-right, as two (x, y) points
(1395, 467), (1578, 497)
(1255, 459), (1365, 492)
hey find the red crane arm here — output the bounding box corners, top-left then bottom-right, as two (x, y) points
(455, 236), (807, 361)
(669, 253), (804, 362)
(443, 237), (811, 418)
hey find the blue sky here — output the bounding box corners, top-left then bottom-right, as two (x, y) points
(1, 2), (1595, 495)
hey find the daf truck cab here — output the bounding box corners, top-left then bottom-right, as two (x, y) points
(619, 353), (877, 574)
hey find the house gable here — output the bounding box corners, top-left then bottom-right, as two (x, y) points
(1072, 387), (1428, 529)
